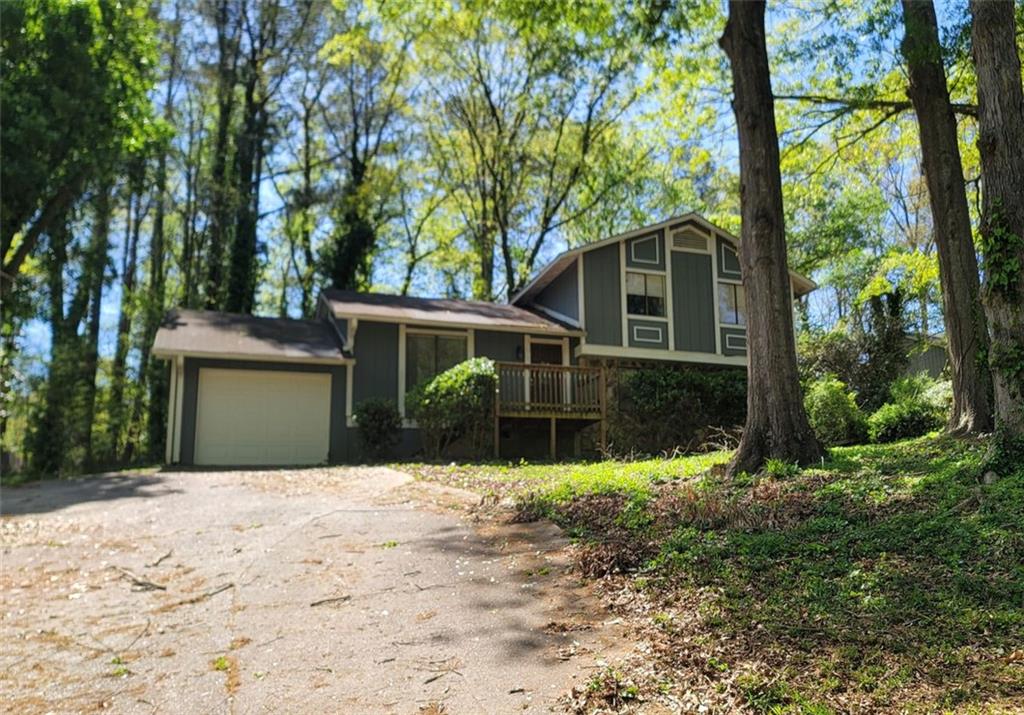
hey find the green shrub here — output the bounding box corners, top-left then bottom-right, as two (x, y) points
(867, 400), (943, 443)
(803, 375), (867, 446)
(609, 365), (746, 456)
(407, 357), (497, 459)
(353, 398), (402, 459)
(890, 372), (952, 420)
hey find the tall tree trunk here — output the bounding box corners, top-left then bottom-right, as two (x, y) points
(901, 0), (992, 433)
(137, 0), (182, 462)
(226, 63), (261, 313)
(80, 186), (112, 471)
(720, 0), (823, 475)
(109, 180), (144, 462)
(205, 0), (239, 310)
(31, 221), (74, 476)
(327, 156), (376, 291)
(970, 0), (1024, 447)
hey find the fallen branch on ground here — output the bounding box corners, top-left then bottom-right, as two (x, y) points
(146, 550), (173, 568)
(113, 566), (167, 591)
(310, 595), (351, 607)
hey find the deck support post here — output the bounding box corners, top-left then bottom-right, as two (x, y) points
(598, 365), (608, 456)
(549, 417), (557, 460)
(493, 386), (501, 460)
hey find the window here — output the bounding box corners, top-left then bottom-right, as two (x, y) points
(718, 282), (746, 326)
(626, 272), (666, 317)
(405, 333), (467, 391)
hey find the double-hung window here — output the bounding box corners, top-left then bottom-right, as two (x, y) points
(626, 272), (666, 317)
(405, 333), (467, 392)
(718, 283), (746, 326)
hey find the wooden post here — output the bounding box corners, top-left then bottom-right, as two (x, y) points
(493, 383), (501, 460)
(598, 364), (608, 456)
(549, 417), (557, 461)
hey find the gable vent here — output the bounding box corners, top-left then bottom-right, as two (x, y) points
(672, 228), (708, 252)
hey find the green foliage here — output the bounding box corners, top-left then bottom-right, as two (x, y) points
(1, 0), (160, 254)
(609, 366), (746, 455)
(762, 458), (801, 479)
(798, 292), (910, 413)
(439, 434), (1024, 710)
(978, 202), (1023, 300)
(867, 400), (942, 443)
(407, 357), (497, 459)
(803, 375), (867, 446)
(353, 398), (402, 460)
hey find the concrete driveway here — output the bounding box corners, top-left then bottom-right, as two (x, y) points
(0, 466), (629, 714)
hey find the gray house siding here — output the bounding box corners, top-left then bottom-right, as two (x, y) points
(179, 357), (348, 465)
(720, 327), (747, 356)
(625, 230), (665, 270)
(535, 263), (579, 321)
(716, 237), (741, 279)
(475, 330), (524, 362)
(351, 320), (399, 406)
(671, 251), (716, 353)
(583, 243), (622, 346)
(627, 319), (669, 349)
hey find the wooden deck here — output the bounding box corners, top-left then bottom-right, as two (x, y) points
(493, 362), (606, 458)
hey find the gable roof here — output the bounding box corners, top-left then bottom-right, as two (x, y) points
(321, 289), (579, 335)
(511, 212), (817, 305)
(153, 308), (349, 363)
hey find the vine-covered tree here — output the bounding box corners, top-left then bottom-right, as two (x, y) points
(900, 0), (992, 434)
(970, 0), (1024, 450)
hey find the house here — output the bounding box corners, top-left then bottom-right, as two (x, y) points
(153, 213), (815, 466)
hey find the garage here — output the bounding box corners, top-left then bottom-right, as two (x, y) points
(194, 367), (331, 466)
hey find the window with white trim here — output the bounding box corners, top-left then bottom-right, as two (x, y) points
(626, 272), (666, 317)
(405, 333), (467, 392)
(718, 283), (746, 326)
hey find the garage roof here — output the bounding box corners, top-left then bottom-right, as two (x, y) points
(153, 309), (348, 363)
(321, 289), (578, 335)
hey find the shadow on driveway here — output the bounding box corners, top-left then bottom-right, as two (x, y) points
(1, 473), (182, 517)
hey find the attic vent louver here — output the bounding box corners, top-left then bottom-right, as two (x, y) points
(672, 228), (708, 252)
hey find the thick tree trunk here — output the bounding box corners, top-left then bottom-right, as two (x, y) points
(970, 0), (1024, 445)
(901, 0), (992, 433)
(720, 1), (823, 475)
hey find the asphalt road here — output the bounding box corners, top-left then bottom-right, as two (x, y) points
(1, 466), (629, 714)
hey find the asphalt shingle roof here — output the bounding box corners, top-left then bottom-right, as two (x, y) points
(321, 289), (576, 334)
(153, 308), (346, 361)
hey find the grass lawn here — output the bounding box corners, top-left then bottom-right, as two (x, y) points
(403, 435), (1024, 713)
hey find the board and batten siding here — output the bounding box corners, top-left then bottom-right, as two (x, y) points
(582, 243), (622, 345)
(178, 357), (348, 465)
(671, 251), (716, 353)
(534, 265), (579, 322)
(351, 321), (400, 405)
(475, 330), (524, 362)
(625, 231), (666, 271)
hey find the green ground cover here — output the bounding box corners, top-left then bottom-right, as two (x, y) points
(404, 435), (1024, 712)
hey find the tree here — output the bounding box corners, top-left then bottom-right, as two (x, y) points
(970, 0), (1024, 447)
(317, 0), (409, 292)
(419, 0), (644, 300)
(719, 0), (824, 475)
(0, 0), (158, 302)
(900, 0), (992, 434)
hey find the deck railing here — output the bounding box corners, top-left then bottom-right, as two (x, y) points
(495, 362), (604, 419)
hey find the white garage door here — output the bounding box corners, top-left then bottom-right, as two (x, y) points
(194, 368), (331, 466)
